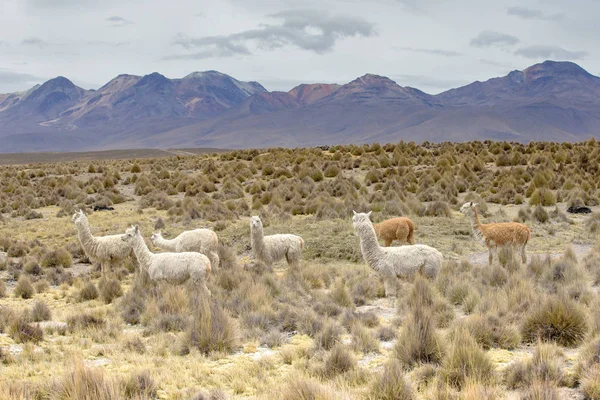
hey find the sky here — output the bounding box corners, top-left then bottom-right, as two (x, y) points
(0, 0), (598, 94)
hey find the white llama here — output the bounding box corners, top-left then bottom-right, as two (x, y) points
(151, 229), (220, 271)
(71, 209), (132, 276)
(250, 216), (304, 269)
(121, 226), (211, 295)
(352, 211), (442, 304)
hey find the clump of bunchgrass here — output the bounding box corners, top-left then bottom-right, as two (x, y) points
(521, 295), (588, 347)
(393, 306), (445, 368)
(369, 359), (414, 400)
(14, 275), (35, 299)
(439, 326), (495, 389)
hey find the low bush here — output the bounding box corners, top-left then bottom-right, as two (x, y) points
(14, 275), (34, 299)
(369, 359), (413, 400)
(521, 295), (588, 347)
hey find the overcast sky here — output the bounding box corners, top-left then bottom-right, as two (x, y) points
(0, 0), (598, 94)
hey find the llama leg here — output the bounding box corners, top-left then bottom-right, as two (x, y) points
(287, 252), (300, 269)
(384, 239), (392, 247)
(203, 282), (211, 297)
(211, 251), (220, 272)
(488, 247), (494, 266)
(101, 261), (108, 278)
(383, 278), (397, 307)
(521, 244), (527, 264)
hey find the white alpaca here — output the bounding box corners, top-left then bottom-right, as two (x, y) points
(151, 229), (220, 272)
(122, 226), (211, 295)
(71, 209), (132, 276)
(250, 216), (304, 269)
(352, 211), (442, 304)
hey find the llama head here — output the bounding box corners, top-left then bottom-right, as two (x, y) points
(71, 209), (85, 223)
(122, 225), (140, 244)
(459, 202), (478, 216)
(150, 231), (162, 243)
(250, 216), (263, 230)
(352, 210), (372, 228)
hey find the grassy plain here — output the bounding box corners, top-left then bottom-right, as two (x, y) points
(1, 140), (600, 399)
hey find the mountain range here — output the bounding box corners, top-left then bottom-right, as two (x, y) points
(1, 60), (599, 153)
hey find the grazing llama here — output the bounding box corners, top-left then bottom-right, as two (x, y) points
(373, 217), (415, 246)
(352, 211), (442, 305)
(71, 209), (132, 276)
(459, 202), (530, 265)
(151, 229), (220, 271)
(121, 226), (211, 296)
(250, 216), (304, 269)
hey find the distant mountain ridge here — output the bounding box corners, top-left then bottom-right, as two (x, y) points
(1, 60), (599, 153)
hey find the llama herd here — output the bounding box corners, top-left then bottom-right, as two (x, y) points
(70, 201), (532, 304)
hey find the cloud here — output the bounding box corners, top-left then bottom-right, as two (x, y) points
(506, 6), (564, 21)
(164, 10), (375, 60)
(26, 0), (99, 8)
(0, 69), (44, 89)
(396, 0), (426, 13)
(470, 31), (519, 48)
(480, 59), (515, 69)
(106, 16), (134, 27)
(392, 73), (469, 93)
(21, 37), (48, 47)
(396, 46), (462, 57)
(85, 40), (129, 47)
(514, 45), (587, 60)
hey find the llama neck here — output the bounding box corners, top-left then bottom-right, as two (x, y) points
(372, 223), (380, 236)
(251, 226), (265, 253)
(75, 218), (98, 254)
(469, 209), (485, 240)
(132, 235), (153, 268)
(153, 235), (177, 251)
(356, 222), (385, 271)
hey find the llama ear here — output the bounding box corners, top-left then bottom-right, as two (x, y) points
(353, 210), (357, 215)
(473, 203), (478, 207)
(367, 211), (372, 217)
(134, 225), (139, 233)
(469, 202), (473, 206)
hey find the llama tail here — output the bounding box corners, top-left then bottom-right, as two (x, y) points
(299, 237), (305, 249)
(407, 223), (415, 245)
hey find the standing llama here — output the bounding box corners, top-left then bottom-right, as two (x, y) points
(151, 229), (220, 271)
(250, 216), (304, 270)
(459, 202), (530, 265)
(373, 217), (415, 246)
(352, 211), (442, 305)
(122, 226), (211, 296)
(72, 209), (132, 276)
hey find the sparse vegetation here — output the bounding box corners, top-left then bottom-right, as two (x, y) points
(1, 140), (600, 398)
